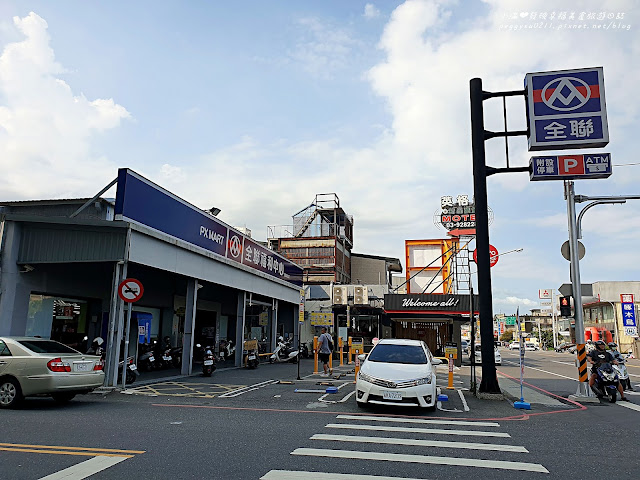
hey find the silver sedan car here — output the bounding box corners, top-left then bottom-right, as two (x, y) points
(0, 337), (105, 408)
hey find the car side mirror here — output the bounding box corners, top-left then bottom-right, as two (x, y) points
(357, 354), (367, 362)
(432, 358), (442, 365)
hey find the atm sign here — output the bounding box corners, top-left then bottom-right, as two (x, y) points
(530, 153), (612, 181)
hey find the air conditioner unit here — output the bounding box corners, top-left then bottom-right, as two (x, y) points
(354, 286), (368, 305)
(333, 286), (347, 305)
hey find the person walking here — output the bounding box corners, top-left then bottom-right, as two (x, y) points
(318, 327), (334, 376)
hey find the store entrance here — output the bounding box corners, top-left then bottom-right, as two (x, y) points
(394, 321), (450, 357)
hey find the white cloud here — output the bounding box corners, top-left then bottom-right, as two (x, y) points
(0, 12), (130, 199)
(288, 17), (357, 78)
(364, 4), (381, 19)
(501, 296), (537, 306)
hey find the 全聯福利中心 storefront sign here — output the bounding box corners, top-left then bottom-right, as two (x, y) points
(114, 169), (303, 287)
(525, 67), (609, 151)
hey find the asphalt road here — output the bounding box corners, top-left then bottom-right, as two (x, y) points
(2, 354), (640, 479)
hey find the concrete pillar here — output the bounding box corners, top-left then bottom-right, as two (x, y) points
(271, 300), (278, 352)
(0, 222), (32, 336)
(453, 321), (462, 367)
(181, 278), (198, 375)
(235, 291), (245, 367)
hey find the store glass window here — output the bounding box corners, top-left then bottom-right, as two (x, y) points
(244, 304), (271, 354)
(27, 294), (88, 350)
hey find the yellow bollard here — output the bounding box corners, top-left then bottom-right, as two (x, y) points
(447, 354), (455, 390)
(313, 336), (319, 374)
(339, 337), (344, 366)
(348, 336), (353, 364)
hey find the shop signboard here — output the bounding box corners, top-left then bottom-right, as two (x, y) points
(620, 294), (636, 331)
(298, 289), (305, 323)
(529, 153), (612, 181)
(310, 312), (333, 326)
(384, 293), (479, 315)
(525, 67), (609, 151)
(440, 195), (475, 231)
(114, 168), (303, 287)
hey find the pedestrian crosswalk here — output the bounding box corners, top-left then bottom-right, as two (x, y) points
(260, 413), (549, 479)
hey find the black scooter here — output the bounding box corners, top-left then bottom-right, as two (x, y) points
(591, 362), (620, 403)
(197, 344), (217, 376)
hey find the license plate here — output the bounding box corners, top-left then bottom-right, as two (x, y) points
(248, 355), (256, 360)
(74, 362), (91, 372)
(383, 391), (402, 400)
(129, 364), (137, 370)
(204, 360), (214, 365)
(163, 356), (171, 361)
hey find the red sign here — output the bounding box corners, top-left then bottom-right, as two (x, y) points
(473, 245), (499, 267)
(558, 155), (586, 175)
(118, 278), (144, 303)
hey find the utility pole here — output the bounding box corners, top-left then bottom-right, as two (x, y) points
(470, 78), (499, 393)
(565, 180), (589, 396)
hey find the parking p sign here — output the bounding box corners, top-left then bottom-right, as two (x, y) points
(525, 67), (608, 151)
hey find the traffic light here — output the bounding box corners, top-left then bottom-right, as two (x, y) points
(559, 296), (572, 317)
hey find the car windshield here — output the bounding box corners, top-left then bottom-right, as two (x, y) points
(18, 339), (80, 354)
(367, 344), (427, 364)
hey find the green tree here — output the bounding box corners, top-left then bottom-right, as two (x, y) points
(500, 331), (513, 342)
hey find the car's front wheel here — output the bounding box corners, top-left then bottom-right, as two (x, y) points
(0, 378), (23, 409)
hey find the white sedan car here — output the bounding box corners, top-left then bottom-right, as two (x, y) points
(355, 339), (441, 410)
(473, 344), (502, 365)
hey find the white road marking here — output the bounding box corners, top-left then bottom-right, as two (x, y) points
(458, 389), (470, 412)
(550, 360), (575, 365)
(218, 380), (277, 397)
(617, 401), (640, 412)
(336, 414), (498, 427)
(502, 360), (578, 381)
(38, 456), (128, 480)
(261, 471), (427, 480)
(326, 423), (510, 438)
(311, 433), (528, 453)
(291, 448), (549, 473)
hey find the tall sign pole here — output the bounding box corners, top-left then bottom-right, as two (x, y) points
(565, 180), (589, 396)
(470, 78), (499, 393)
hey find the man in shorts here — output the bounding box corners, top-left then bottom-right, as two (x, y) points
(318, 327), (333, 376)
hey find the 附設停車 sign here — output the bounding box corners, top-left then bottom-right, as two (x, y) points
(529, 153), (612, 181)
(525, 67), (608, 151)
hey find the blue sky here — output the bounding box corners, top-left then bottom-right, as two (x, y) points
(0, 0), (638, 314)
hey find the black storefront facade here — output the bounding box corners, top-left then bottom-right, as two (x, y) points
(384, 293), (479, 366)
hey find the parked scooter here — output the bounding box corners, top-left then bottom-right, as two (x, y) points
(299, 342), (310, 359)
(138, 342), (156, 371)
(170, 345), (183, 369)
(609, 342), (633, 391)
(590, 362), (620, 403)
(197, 344), (217, 376)
(153, 337), (174, 369)
(219, 339), (235, 361)
(243, 339), (260, 369)
(269, 337), (299, 364)
(87, 337), (138, 384)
